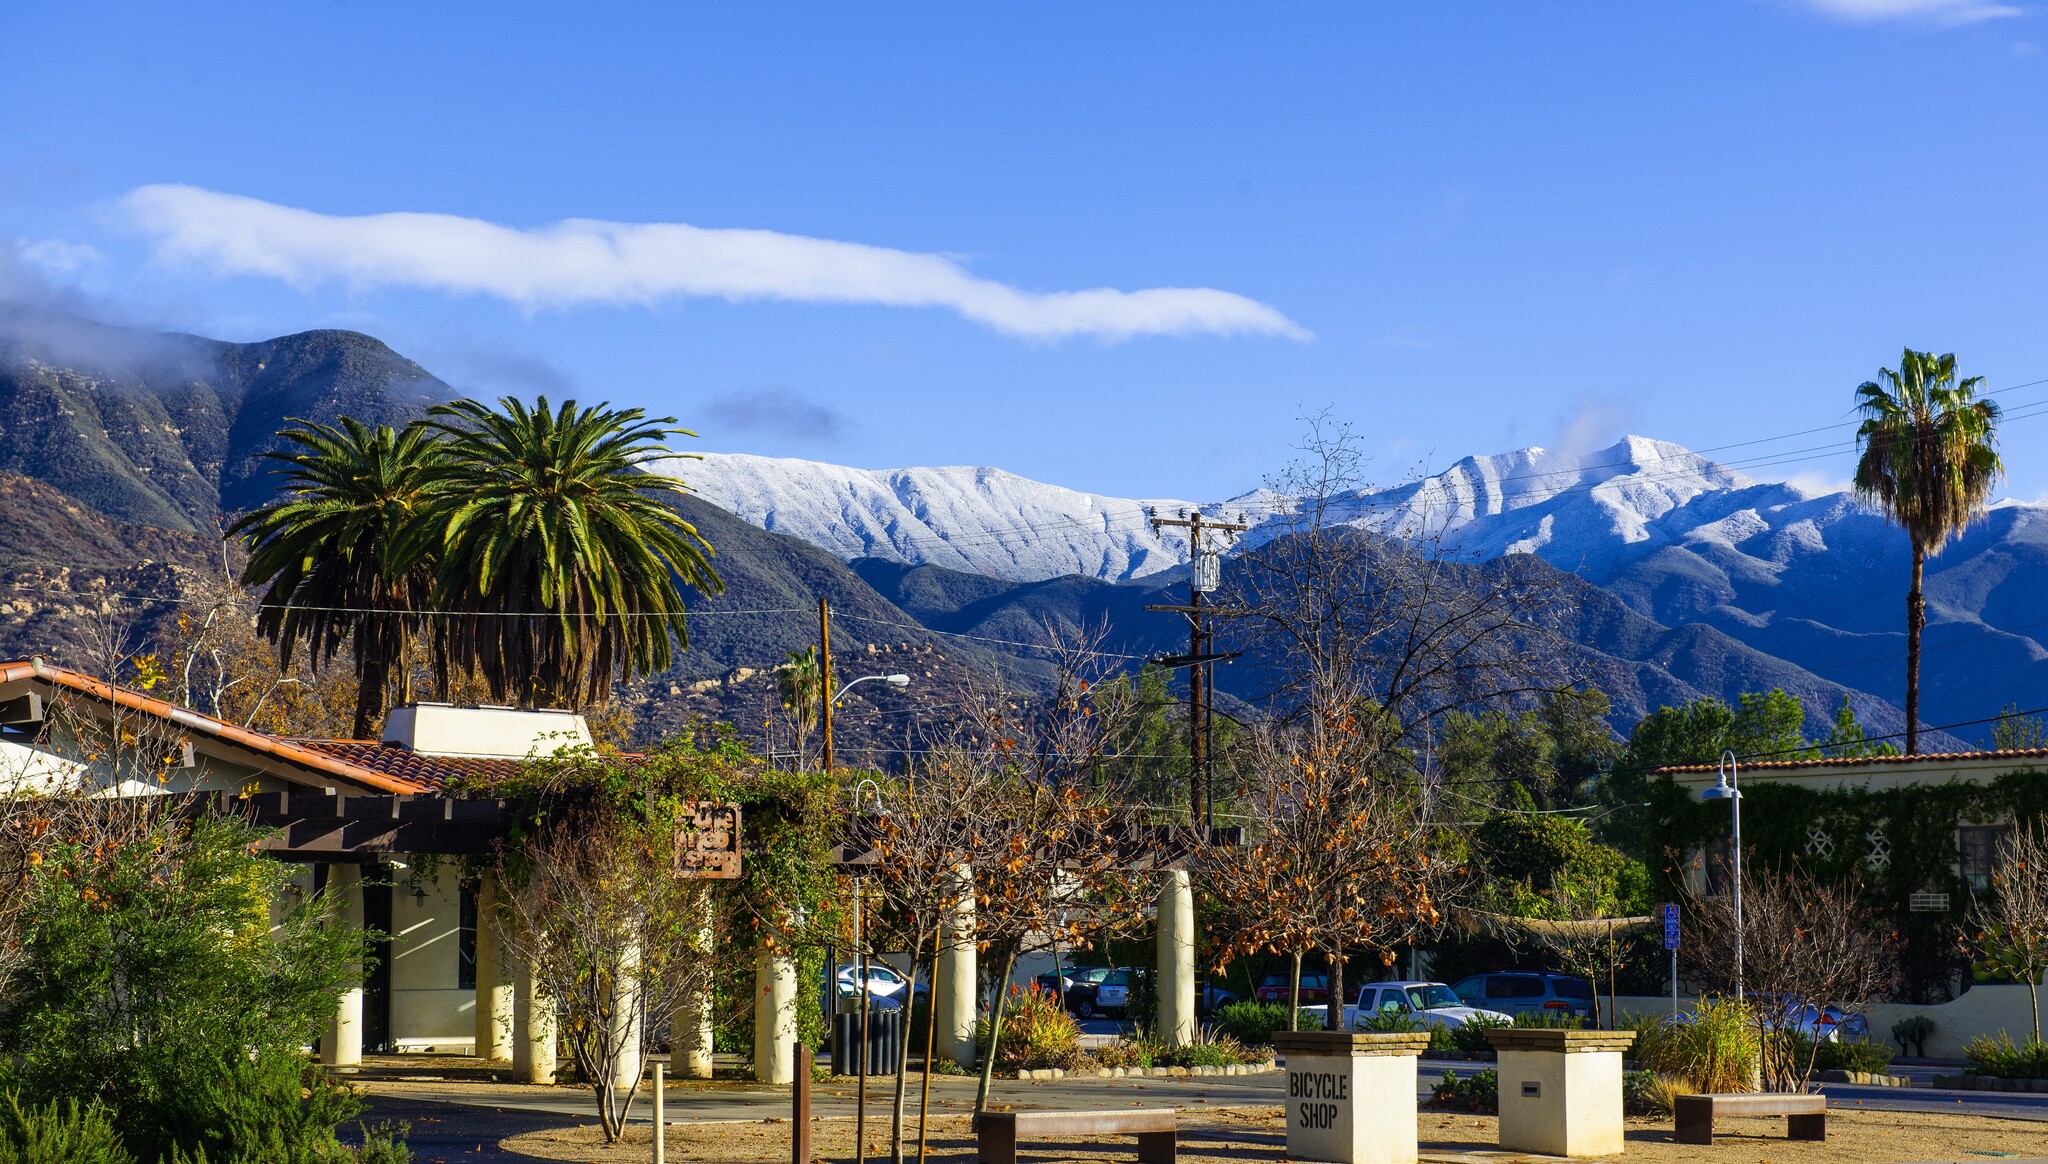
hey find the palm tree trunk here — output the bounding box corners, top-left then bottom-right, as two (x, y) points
(1907, 545), (1926, 755)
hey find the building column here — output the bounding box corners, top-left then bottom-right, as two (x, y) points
(936, 866), (978, 1068)
(321, 863), (365, 1067)
(671, 890), (716, 1079)
(512, 935), (557, 1085)
(1156, 869), (1195, 1049)
(609, 939), (644, 1090)
(753, 943), (799, 1084)
(474, 874), (514, 1062)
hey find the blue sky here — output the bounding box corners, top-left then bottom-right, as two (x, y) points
(6, 0), (2048, 501)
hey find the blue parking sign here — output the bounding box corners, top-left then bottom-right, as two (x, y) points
(1662, 903), (1680, 950)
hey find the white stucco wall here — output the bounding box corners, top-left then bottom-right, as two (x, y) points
(1613, 981), (2046, 1061)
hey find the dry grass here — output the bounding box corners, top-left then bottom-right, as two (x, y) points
(505, 1104), (2048, 1164)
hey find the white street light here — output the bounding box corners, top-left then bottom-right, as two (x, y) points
(1698, 748), (1743, 1001)
(832, 673), (912, 704)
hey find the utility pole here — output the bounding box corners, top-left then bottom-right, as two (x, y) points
(819, 597), (835, 777)
(1145, 508), (1247, 830)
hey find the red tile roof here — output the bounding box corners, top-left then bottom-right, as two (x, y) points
(0, 658), (431, 794)
(293, 740), (527, 792)
(1653, 747), (2048, 776)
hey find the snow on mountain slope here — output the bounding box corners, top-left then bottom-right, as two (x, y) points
(658, 438), (1790, 583)
(663, 451), (1202, 582)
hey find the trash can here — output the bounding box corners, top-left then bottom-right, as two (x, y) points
(831, 1008), (902, 1075)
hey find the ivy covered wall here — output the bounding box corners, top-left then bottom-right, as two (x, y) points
(1637, 769), (2048, 1003)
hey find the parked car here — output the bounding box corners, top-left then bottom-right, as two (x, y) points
(1092, 968), (1148, 1017)
(1449, 971), (1597, 1020)
(1196, 982), (1237, 1017)
(1346, 981), (1512, 1030)
(1752, 994), (1871, 1043)
(1031, 966), (1110, 1016)
(1254, 970), (1330, 1007)
(836, 963), (911, 1000)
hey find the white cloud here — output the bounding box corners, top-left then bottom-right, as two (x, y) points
(17, 239), (101, 275)
(117, 185), (1309, 343)
(1795, 0), (2023, 25)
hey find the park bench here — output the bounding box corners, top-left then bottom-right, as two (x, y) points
(1674, 1092), (1826, 1145)
(977, 1108), (1177, 1164)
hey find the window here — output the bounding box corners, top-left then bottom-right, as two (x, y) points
(1550, 977), (1595, 1000)
(1488, 975), (1544, 1000)
(1408, 985), (1459, 1010)
(457, 881), (478, 991)
(1961, 825), (2008, 892)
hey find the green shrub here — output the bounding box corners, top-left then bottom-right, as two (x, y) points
(1212, 1001), (1292, 1047)
(0, 1096), (134, 1164)
(1449, 1016), (1507, 1054)
(1622, 1070), (1681, 1116)
(1964, 1033), (2048, 1080)
(0, 813), (369, 1163)
(1510, 1011), (1587, 1029)
(1357, 1010), (1424, 1034)
(1427, 1069), (1498, 1113)
(1796, 1036), (1893, 1075)
(974, 986), (1084, 1071)
(354, 1123), (411, 1164)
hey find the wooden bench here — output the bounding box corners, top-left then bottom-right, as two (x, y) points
(1674, 1093), (1826, 1145)
(977, 1108), (1177, 1164)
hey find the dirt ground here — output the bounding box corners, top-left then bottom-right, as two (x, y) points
(504, 1104), (2048, 1164)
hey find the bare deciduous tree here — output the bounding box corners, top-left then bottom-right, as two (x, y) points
(1682, 864), (1901, 1091)
(493, 809), (727, 1142)
(1970, 821), (2048, 1042)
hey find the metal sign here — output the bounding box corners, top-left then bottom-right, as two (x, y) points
(1661, 902), (1680, 950)
(676, 802), (742, 879)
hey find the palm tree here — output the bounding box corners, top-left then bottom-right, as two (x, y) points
(230, 418), (444, 739)
(1853, 349), (2003, 754)
(421, 396), (723, 709)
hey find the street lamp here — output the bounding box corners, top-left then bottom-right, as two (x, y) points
(821, 674), (911, 777)
(1698, 748), (1743, 1001)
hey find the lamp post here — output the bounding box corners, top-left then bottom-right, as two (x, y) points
(820, 673), (912, 778)
(1698, 748), (1743, 1001)
(849, 777), (889, 1164)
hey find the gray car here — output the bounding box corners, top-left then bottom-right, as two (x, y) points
(1450, 972), (1596, 1020)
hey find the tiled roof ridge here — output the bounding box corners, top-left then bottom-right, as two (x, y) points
(1653, 746), (2048, 775)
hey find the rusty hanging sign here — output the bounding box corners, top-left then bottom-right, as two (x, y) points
(678, 802), (742, 878)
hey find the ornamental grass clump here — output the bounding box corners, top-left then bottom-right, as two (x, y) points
(974, 986), (1083, 1072)
(1627, 1001), (1759, 1094)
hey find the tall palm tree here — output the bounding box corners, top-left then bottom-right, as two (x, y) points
(421, 397), (723, 709)
(229, 418), (444, 739)
(1854, 349), (2003, 754)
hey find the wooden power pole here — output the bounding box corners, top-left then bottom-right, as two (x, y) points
(1145, 508), (1246, 829)
(819, 597), (835, 777)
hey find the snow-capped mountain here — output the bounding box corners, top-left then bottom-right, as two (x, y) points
(663, 451), (1203, 583)
(664, 437), (1778, 584)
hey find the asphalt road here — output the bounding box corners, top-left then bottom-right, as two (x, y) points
(366, 1056), (2048, 1126)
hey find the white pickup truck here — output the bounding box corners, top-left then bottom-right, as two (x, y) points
(1337, 980), (1512, 1031)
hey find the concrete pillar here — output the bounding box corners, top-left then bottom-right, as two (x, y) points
(1156, 868), (1195, 1049)
(512, 937), (557, 1085)
(935, 866), (978, 1068)
(1275, 1031), (1431, 1164)
(321, 863), (365, 1067)
(671, 891), (716, 1079)
(609, 939), (644, 1090)
(753, 943), (800, 1084)
(1489, 1029), (1636, 1158)
(473, 874), (514, 1061)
